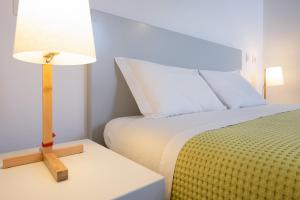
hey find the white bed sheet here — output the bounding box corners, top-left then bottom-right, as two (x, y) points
(104, 104), (300, 199)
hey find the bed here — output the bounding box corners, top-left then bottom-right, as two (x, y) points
(104, 104), (300, 199)
(90, 10), (300, 200)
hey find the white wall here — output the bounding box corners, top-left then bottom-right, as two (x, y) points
(91, 0), (264, 91)
(0, 0), (87, 152)
(264, 0), (300, 104)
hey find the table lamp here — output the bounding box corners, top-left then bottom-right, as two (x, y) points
(264, 66), (284, 99)
(2, 0), (96, 182)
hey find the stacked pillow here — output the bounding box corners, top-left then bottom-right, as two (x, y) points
(199, 70), (266, 109)
(115, 57), (266, 117)
(115, 57), (226, 117)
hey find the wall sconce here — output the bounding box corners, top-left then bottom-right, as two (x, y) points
(264, 66), (284, 99)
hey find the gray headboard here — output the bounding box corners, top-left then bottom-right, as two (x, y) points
(88, 10), (242, 144)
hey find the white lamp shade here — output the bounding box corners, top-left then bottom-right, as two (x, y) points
(13, 0), (96, 65)
(266, 66), (284, 86)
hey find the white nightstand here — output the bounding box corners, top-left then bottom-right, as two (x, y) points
(0, 139), (165, 200)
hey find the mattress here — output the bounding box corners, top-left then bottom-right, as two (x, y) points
(104, 104), (300, 199)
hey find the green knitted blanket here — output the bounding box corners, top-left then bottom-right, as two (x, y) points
(171, 110), (300, 200)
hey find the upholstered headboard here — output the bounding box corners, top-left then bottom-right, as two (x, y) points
(88, 10), (242, 144)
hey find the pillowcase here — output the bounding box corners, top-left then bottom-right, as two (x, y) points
(115, 57), (226, 117)
(199, 70), (266, 109)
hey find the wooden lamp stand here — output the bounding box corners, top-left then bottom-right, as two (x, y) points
(2, 53), (83, 182)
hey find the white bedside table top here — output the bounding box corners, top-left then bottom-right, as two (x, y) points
(0, 139), (165, 200)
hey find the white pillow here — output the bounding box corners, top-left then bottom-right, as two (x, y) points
(200, 70), (266, 109)
(116, 57), (226, 117)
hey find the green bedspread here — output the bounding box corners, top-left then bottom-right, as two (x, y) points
(171, 110), (300, 200)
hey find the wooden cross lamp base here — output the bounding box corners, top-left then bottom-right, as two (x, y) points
(2, 144), (83, 182)
(2, 54), (84, 182)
